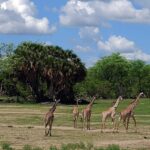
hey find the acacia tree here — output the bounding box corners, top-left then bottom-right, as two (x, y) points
(75, 53), (131, 98)
(12, 42), (86, 103)
(95, 53), (130, 97)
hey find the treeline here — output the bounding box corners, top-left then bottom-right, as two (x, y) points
(74, 53), (150, 98)
(0, 42), (150, 103)
(0, 42), (86, 103)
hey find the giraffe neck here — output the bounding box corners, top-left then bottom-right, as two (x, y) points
(87, 97), (95, 109)
(49, 105), (56, 113)
(131, 93), (142, 110)
(49, 100), (59, 113)
(113, 97), (120, 108)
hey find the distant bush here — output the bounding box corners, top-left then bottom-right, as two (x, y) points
(1, 142), (125, 150)
(106, 144), (120, 150)
(23, 145), (32, 150)
(49, 143), (123, 150)
(1, 142), (14, 150)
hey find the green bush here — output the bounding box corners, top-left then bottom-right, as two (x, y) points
(49, 146), (58, 150)
(106, 145), (120, 150)
(23, 145), (42, 150)
(23, 145), (32, 150)
(1, 142), (125, 150)
(32, 147), (43, 150)
(1, 143), (14, 150)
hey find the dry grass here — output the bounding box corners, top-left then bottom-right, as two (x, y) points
(0, 100), (150, 150)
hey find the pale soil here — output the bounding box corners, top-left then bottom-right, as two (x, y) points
(0, 107), (150, 150)
(0, 124), (150, 150)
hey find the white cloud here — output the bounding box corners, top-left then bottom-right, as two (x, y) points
(122, 52), (150, 62)
(98, 35), (150, 62)
(60, 0), (150, 26)
(0, 0), (56, 34)
(79, 26), (100, 41)
(76, 45), (91, 52)
(97, 35), (136, 53)
(60, 0), (99, 26)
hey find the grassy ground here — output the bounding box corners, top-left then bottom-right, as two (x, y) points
(0, 98), (150, 150)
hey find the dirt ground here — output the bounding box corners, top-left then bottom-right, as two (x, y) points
(0, 104), (150, 150)
(0, 124), (150, 150)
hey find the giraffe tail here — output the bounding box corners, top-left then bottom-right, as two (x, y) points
(80, 114), (83, 122)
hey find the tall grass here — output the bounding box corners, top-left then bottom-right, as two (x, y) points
(1, 142), (125, 150)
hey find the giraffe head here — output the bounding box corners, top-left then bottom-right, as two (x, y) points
(118, 96), (123, 100)
(140, 92), (144, 96)
(54, 99), (60, 106)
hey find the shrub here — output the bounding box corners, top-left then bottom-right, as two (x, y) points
(1, 143), (14, 150)
(49, 146), (58, 150)
(106, 145), (120, 150)
(23, 145), (32, 150)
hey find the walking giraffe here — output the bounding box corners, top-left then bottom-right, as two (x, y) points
(44, 99), (60, 136)
(72, 98), (79, 128)
(81, 96), (96, 130)
(101, 96), (123, 132)
(115, 92), (144, 132)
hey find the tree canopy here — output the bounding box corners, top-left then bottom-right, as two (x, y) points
(0, 42), (150, 103)
(11, 42), (86, 103)
(74, 53), (150, 98)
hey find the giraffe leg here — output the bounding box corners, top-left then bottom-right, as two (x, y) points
(113, 121), (118, 133)
(86, 118), (88, 130)
(76, 115), (79, 128)
(123, 118), (127, 130)
(73, 117), (76, 128)
(111, 112), (115, 126)
(45, 121), (49, 136)
(131, 115), (137, 132)
(73, 119), (75, 128)
(111, 118), (114, 125)
(80, 115), (84, 129)
(101, 119), (104, 132)
(87, 118), (90, 130)
(111, 117), (116, 132)
(82, 114), (85, 130)
(88, 113), (91, 130)
(101, 122), (103, 133)
(49, 117), (54, 136)
(101, 116), (106, 133)
(126, 116), (130, 133)
(75, 119), (77, 128)
(45, 126), (48, 136)
(115, 115), (122, 132)
(83, 118), (86, 130)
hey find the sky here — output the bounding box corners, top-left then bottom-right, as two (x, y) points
(0, 0), (150, 67)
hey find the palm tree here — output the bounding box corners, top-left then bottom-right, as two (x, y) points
(12, 42), (86, 103)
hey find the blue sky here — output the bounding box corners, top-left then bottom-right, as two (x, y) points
(0, 0), (150, 67)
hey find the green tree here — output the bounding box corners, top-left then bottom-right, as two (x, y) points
(95, 53), (130, 97)
(129, 60), (145, 96)
(0, 43), (16, 96)
(12, 42), (86, 103)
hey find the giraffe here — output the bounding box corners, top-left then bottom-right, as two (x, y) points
(115, 92), (144, 132)
(72, 98), (79, 128)
(44, 99), (60, 136)
(81, 96), (96, 130)
(101, 96), (123, 132)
